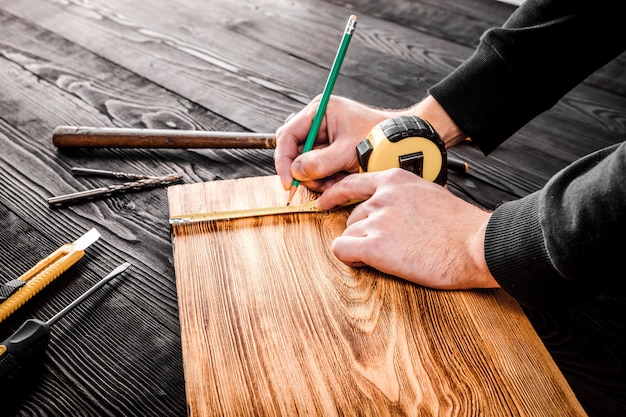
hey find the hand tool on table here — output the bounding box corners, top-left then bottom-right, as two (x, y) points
(0, 228), (101, 323)
(0, 262), (130, 384)
(287, 14), (358, 205)
(47, 167), (183, 206)
(52, 126), (278, 149)
(52, 126), (468, 174)
(71, 166), (161, 180)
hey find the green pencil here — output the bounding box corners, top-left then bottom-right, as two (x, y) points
(286, 14), (358, 205)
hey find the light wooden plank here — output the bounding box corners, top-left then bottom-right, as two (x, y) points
(168, 175), (586, 416)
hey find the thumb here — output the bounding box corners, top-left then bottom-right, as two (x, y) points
(291, 143), (360, 182)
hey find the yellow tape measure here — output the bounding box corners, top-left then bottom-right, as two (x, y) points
(357, 115), (448, 185)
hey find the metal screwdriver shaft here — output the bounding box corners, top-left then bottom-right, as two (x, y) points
(46, 262), (130, 326)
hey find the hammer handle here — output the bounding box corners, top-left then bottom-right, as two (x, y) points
(52, 126), (277, 149)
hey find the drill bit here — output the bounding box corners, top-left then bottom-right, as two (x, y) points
(47, 173), (183, 206)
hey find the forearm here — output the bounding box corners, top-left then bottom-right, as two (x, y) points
(428, 0), (625, 154)
(485, 143), (626, 309)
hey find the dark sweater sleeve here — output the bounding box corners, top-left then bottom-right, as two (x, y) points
(428, 0), (626, 154)
(484, 143), (626, 309)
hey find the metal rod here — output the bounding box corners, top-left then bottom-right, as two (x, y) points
(46, 262), (131, 326)
(53, 127), (468, 172)
(52, 126), (277, 149)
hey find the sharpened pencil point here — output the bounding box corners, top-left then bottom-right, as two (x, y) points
(286, 185), (297, 206)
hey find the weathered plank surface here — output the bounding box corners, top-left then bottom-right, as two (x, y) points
(168, 175), (585, 417)
(0, 0), (624, 415)
(6, 0), (624, 203)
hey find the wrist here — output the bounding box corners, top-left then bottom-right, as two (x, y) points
(403, 96), (467, 148)
(469, 212), (500, 288)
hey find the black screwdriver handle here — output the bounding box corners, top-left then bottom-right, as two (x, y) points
(0, 319), (51, 381)
(0, 263), (130, 384)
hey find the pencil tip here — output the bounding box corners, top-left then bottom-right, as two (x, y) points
(286, 186), (297, 206)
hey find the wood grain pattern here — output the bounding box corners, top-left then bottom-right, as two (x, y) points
(168, 175), (586, 416)
(1, 0), (624, 415)
(7, 0), (624, 202)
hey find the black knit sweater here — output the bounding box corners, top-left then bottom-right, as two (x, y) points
(428, 0), (626, 309)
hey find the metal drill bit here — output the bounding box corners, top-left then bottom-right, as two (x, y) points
(71, 167), (157, 180)
(47, 173), (183, 206)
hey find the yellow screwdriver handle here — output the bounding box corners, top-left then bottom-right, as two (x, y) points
(0, 245), (85, 323)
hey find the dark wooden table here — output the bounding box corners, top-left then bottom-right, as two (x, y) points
(1, 0), (624, 416)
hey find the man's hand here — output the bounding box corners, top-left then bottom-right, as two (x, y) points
(274, 95), (467, 193)
(317, 169), (499, 290)
(274, 96), (396, 192)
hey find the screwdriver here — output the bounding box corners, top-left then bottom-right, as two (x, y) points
(0, 262), (130, 383)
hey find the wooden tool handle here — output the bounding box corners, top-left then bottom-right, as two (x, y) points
(52, 126), (277, 149)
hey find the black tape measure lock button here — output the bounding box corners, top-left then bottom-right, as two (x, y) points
(357, 116), (447, 185)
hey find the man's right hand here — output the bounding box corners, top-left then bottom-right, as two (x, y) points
(274, 96), (396, 192)
(274, 95), (467, 193)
